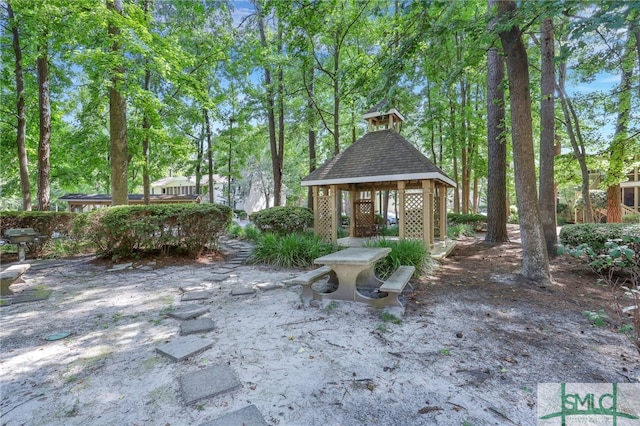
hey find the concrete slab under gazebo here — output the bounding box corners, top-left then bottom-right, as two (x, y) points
(301, 106), (456, 254)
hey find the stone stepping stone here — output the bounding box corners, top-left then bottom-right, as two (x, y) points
(254, 282), (282, 292)
(1, 287), (52, 305)
(231, 287), (255, 296)
(180, 318), (216, 335)
(108, 262), (133, 272)
(181, 291), (210, 301)
(221, 263), (241, 270)
(155, 336), (213, 362)
(179, 364), (241, 405)
(212, 267), (234, 274)
(167, 306), (209, 321)
(210, 273), (229, 282)
(199, 405), (267, 426)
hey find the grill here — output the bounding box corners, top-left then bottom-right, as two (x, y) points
(3, 228), (39, 262)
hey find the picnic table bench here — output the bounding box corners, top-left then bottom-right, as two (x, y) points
(0, 264), (31, 296)
(290, 266), (334, 301)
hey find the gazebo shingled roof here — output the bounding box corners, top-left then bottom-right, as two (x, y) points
(301, 129), (455, 187)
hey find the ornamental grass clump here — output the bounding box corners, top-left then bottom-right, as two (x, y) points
(250, 231), (338, 268)
(365, 239), (432, 279)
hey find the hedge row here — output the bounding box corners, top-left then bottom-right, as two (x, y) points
(447, 212), (486, 225)
(559, 223), (640, 251)
(75, 204), (232, 259)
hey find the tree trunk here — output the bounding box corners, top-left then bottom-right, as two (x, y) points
(195, 127), (205, 195)
(8, 4), (31, 211)
(276, 23), (285, 206)
(142, 0), (152, 205)
(485, 0), (508, 243)
(498, 0), (550, 282)
(256, 7), (281, 207)
(108, 0), (128, 206)
(37, 39), (51, 211)
(306, 65), (316, 210)
(460, 80), (469, 214)
(449, 99), (460, 213)
(557, 45), (592, 223)
(606, 31), (634, 224)
(203, 108), (214, 203)
(539, 17), (557, 256)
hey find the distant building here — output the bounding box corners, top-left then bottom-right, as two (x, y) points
(622, 167), (640, 214)
(150, 175), (225, 203)
(59, 194), (201, 212)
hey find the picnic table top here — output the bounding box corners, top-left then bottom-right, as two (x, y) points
(314, 247), (391, 266)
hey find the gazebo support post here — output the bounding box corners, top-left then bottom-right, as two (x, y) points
(330, 184), (338, 244)
(422, 180), (433, 249)
(398, 181), (406, 240)
(439, 185), (448, 242)
(312, 186), (319, 236)
(349, 187), (357, 238)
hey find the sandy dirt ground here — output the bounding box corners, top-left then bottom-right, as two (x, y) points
(1, 230), (639, 426)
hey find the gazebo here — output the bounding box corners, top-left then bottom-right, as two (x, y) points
(301, 106), (455, 250)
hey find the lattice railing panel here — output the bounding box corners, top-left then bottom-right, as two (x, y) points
(317, 195), (333, 241)
(404, 192), (424, 239)
(354, 200), (375, 237)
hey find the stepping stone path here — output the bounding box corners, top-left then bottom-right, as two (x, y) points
(181, 291), (210, 302)
(155, 336), (213, 362)
(180, 317), (216, 335)
(179, 364), (241, 404)
(167, 306), (209, 321)
(154, 237), (269, 425)
(199, 404), (268, 426)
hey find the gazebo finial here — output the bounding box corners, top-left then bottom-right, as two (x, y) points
(362, 101), (405, 133)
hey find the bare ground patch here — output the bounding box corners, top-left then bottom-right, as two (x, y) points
(1, 230), (638, 425)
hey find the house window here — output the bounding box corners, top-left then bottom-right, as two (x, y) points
(624, 188), (634, 207)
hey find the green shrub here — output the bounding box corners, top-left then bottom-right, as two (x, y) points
(447, 223), (475, 239)
(447, 212), (486, 225)
(234, 209), (248, 220)
(337, 226), (348, 238)
(559, 223), (640, 251)
(365, 239), (432, 279)
(557, 202), (569, 214)
(623, 214), (640, 224)
(508, 206), (519, 224)
(227, 223), (244, 239)
(380, 225), (399, 237)
(250, 206), (313, 235)
(244, 224), (261, 241)
(0, 210), (77, 256)
(76, 204), (232, 259)
(250, 231), (338, 268)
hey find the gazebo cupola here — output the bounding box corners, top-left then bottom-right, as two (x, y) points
(301, 103), (455, 250)
(362, 100), (405, 133)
